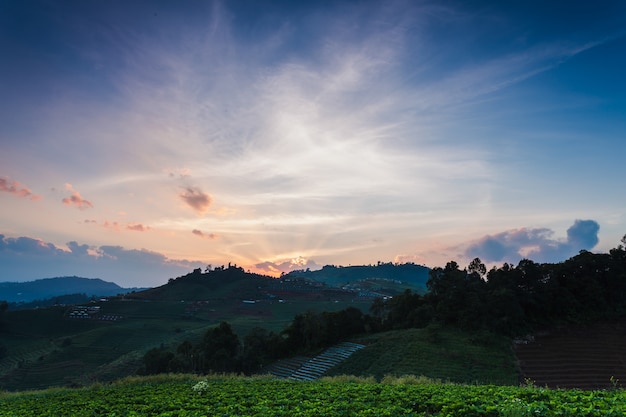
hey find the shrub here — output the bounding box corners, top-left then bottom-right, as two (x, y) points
(381, 374), (442, 385)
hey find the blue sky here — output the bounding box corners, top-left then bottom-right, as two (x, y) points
(1, 0), (625, 287)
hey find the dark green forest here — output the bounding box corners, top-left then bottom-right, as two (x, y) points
(140, 236), (626, 376)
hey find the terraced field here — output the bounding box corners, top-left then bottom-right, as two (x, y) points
(264, 342), (365, 381)
(515, 321), (626, 390)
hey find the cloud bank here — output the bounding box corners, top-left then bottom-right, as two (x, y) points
(465, 219), (600, 264)
(0, 234), (203, 287)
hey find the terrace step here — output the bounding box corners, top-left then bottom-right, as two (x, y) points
(267, 342), (365, 381)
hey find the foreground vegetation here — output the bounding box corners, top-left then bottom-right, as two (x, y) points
(1, 374), (625, 417)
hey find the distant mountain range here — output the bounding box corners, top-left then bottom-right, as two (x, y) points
(0, 276), (145, 303)
(0, 263), (431, 305)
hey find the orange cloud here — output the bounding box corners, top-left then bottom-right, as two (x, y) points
(0, 176), (42, 201)
(255, 257), (322, 276)
(180, 186), (212, 214)
(62, 183), (93, 210)
(192, 229), (216, 239)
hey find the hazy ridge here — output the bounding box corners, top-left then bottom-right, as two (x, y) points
(0, 277), (144, 303)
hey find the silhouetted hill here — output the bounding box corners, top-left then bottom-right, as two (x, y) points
(129, 263), (429, 302)
(0, 277), (142, 303)
(130, 266), (273, 301)
(127, 265), (361, 302)
(285, 263), (430, 293)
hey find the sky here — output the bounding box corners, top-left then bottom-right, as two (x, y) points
(1, 0), (625, 288)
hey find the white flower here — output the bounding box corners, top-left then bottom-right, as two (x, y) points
(192, 380), (210, 394)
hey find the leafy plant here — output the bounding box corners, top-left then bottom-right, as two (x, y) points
(2, 375), (626, 417)
(499, 398), (529, 417)
(191, 379), (210, 395)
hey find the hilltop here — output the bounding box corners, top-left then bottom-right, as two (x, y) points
(284, 262), (429, 294)
(129, 266), (359, 303)
(128, 262), (427, 302)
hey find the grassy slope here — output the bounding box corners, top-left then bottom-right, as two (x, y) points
(328, 326), (519, 386)
(0, 302), (208, 390)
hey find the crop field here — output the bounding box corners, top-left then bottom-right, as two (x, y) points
(515, 321), (626, 390)
(1, 374), (626, 417)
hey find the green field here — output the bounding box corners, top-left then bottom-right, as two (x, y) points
(1, 374), (625, 416)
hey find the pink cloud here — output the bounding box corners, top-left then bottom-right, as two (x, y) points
(0, 176), (42, 201)
(62, 183), (93, 210)
(192, 229), (216, 239)
(92, 220), (150, 232)
(180, 186), (212, 214)
(127, 223), (150, 232)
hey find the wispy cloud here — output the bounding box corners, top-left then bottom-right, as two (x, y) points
(48, 1), (603, 219)
(62, 183), (93, 210)
(1, 1), (622, 280)
(0, 176), (41, 201)
(411, 40), (606, 119)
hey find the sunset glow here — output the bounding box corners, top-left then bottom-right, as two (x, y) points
(1, 1), (625, 286)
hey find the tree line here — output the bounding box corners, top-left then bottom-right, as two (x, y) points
(141, 236), (626, 375)
(139, 307), (369, 376)
(373, 237), (626, 336)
